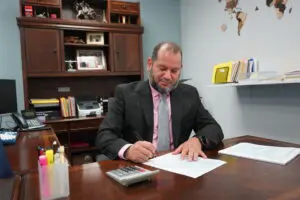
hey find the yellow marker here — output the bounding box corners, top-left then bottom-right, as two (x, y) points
(45, 149), (54, 165)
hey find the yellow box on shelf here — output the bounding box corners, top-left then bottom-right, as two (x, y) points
(31, 98), (59, 104)
(212, 61), (233, 84)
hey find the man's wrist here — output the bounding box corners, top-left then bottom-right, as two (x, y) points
(194, 135), (207, 148)
(124, 146), (131, 159)
(118, 144), (132, 160)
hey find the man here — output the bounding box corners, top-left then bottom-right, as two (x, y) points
(95, 42), (224, 163)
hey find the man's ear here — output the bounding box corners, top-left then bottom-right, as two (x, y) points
(147, 57), (152, 71)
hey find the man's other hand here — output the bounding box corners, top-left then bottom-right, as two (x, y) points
(125, 141), (156, 163)
(172, 137), (207, 161)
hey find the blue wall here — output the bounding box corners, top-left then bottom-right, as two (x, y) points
(0, 0), (181, 110)
(0, 2), (23, 111)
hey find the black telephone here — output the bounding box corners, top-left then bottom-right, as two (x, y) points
(11, 110), (46, 131)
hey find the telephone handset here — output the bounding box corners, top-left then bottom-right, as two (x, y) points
(12, 112), (29, 129)
(12, 110), (45, 131)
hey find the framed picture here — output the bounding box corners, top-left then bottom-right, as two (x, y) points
(86, 33), (104, 45)
(76, 49), (106, 70)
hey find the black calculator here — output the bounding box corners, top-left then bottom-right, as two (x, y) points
(106, 165), (159, 186)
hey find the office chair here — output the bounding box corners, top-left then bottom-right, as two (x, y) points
(95, 97), (116, 162)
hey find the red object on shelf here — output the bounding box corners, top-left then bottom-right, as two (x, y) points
(24, 5), (33, 17)
(70, 142), (89, 148)
(50, 14), (57, 19)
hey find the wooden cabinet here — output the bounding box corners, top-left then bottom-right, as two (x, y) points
(110, 1), (139, 14)
(24, 28), (61, 74)
(17, 0), (143, 165)
(113, 33), (141, 72)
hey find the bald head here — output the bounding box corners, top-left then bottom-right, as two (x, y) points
(151, 42), (182, 63)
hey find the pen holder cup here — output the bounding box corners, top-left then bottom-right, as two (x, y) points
(38, 161), (70, 200)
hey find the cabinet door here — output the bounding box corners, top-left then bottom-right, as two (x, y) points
(113, 34), (141, 72)
(24, 28), (61, 73)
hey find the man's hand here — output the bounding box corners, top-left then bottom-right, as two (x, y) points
(125, 141), (156, 163)
(172, 137), (207, 161)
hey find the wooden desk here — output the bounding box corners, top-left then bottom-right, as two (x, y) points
(20, 136), (300, 200)
(4, 129), (59, 174)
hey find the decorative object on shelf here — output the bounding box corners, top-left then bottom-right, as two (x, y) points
(36, 12), (48, 18)
(24, 5), (33, 17)
(50, 13), (57, 19)
(96, 9), (107, 23)
(65, 60), (77, 72)
(121, 16), (126, 24)
(212, 61), (233, 84)
(74, 0), (97, 20)
(64, 36), (85, 44)
(86, 33), (104, 45)
(76, 49), (106, 70)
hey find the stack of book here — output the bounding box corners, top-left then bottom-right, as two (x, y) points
(59, 97), (76, 118)
(212, 58), (259, 84)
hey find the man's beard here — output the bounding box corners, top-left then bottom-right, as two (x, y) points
(148, 68), (180, 94)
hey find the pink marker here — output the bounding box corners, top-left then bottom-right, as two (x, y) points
(39, 155), (50, 198)
(39, 155), (48, 166)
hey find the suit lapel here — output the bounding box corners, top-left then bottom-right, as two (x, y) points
(170, 88), (183, 147)
(137, 81), (154, 142)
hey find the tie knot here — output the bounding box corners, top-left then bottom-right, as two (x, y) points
(160, 94), (167, 101)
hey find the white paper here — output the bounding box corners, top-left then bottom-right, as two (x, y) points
(219, 142), (300, 165)
(143, 153), (226, 178)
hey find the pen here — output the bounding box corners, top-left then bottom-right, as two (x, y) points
(133, 130), (157, 158)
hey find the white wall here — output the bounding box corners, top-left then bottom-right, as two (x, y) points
(181, 0), (300, 143)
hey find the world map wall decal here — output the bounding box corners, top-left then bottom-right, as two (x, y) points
(218, 0), (296, 36)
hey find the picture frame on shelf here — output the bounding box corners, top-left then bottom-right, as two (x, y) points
(86, 32), (104, 45)
(76, 49), (107, 71)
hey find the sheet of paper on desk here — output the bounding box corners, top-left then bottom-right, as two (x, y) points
(219, 142), (300, 165)
(143, 153), (226, 178)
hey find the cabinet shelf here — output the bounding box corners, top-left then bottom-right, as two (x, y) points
(17, 17), (144, 33)
(27, 71), (140, 78)
(21, 2), (60, 8)
(64, 43), (109, 48)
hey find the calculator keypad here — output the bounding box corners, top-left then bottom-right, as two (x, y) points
(110, 166), (146, 177)
(106, 165), (160, 186)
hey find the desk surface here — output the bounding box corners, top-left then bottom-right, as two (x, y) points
(4, 129), (58, 174)
(20, 135), (300, 200)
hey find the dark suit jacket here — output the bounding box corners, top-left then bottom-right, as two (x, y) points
(95, 80), (224, 160)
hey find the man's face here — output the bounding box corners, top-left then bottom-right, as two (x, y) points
(147, 49), (182, 91)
